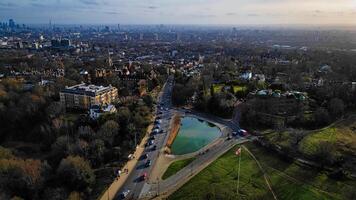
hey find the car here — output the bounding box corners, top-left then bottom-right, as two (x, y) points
(238, 129), (249, 136)
(140, 153), (148, 160)
(149, 139), (155, 145)
(151, 145), (157, 151)
(159, 129), (164, 133)
(141, 172), (148, 181)
(149, 135), (155, 140)
(145, 160), (152, 167)
(119, 189), (130, 199)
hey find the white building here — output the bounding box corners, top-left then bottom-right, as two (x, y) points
(89, 104), (117, 120)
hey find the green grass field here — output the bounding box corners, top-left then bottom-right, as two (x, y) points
(169, 143), (355, 200)
(162, 158), (196, 180)
(299, 116), (356, 158)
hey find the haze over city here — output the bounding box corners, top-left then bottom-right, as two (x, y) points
(1, 1), (356, 200)
(1, 0), (356, 25)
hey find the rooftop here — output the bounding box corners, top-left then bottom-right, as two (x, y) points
(61, 83), (115, 97)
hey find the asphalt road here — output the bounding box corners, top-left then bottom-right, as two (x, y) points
(115, 76), (174, 200)
(142, 109), (250, 199)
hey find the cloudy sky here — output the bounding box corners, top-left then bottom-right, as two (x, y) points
(1, 0), (356, 25)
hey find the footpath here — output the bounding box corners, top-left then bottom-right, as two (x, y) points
(99, 124), (153, 200)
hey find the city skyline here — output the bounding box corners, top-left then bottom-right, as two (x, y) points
(1, 0), (356, 25)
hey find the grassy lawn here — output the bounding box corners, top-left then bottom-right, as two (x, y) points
(162, 158), (196, 180)
(212, 84), (224, 93)
(169, 143), (355, 200)
(212, 84), (247, 94)
(299, 116), (356, 158)
(233, 85), (247, 93)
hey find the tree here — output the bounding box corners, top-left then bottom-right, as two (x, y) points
(56, 156), (95, 191)
(328, 98), (345, 118)
(142, 94), (154, 108)
(97, 120), (119, 146)
(343, 186), (356, 200)
(0, 146), (13, 159)
(313, 141), (336, 167)
(314, 107), (330, 126)
(68, 191), (82, 200)
(289, 130), (306, 147)
(0, 158), (50, 199)
(46, 102), (64, 119)
(41, 187), (68, 200)
(78, 126), (95, 141)
(88, 139), (106, 167)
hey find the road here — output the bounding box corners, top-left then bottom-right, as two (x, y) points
(140, 109), (251, 199)
(114, 75), (252, 199)
(114, 75), (175, 200)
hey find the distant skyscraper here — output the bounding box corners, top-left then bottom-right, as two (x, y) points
(117, 24), (121, 31)
(60, 39), (71, 47)
(51, 39), (61, 48)
(176, 33), (181, 41)
(9, 19), (15, 28)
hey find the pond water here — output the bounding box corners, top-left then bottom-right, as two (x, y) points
(171, 117), (221, 155)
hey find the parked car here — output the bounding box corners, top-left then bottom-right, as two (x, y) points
(149, 139), (155, 145)
(119, 189), (130, 199)
(145, 160), (152, 167)
(152, 145), (157, 151)
(141, 173), (148, 181)
(140, 154), (148, 160)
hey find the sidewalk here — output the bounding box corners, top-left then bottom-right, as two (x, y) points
(99, 125), (152, 200)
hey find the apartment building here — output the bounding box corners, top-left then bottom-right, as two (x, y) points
(60, 83), (118, 109)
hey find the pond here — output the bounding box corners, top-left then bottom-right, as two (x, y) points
(171, 117), (221, 155)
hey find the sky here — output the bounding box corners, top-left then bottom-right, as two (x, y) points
(1, 0), (356, 25)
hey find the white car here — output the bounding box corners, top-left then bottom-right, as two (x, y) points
(120, 189), (130, 199)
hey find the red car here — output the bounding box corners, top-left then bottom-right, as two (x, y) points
(141, 172), (148, 181)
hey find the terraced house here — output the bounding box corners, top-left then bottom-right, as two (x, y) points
(60, 83), (118, 109)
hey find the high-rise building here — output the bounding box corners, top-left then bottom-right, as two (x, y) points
(60, 39), (71, 47)
(51, 39), (61, 48)
(9, 19), (15, 28)
(117, 24), (121, 31)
